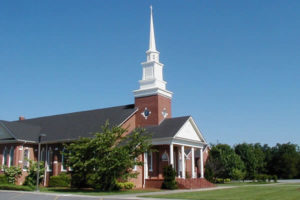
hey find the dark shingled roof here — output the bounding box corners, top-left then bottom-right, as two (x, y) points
(145, 116), (190, 139)
(1, 104), (136, 143)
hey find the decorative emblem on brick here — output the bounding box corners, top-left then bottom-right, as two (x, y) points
(161, 108), (168, 119)
(141, 107), (151, 120)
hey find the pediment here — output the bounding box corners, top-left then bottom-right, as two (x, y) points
(174, 117), (206, 143)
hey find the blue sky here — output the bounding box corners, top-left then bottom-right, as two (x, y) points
(0, 0), (299, 146)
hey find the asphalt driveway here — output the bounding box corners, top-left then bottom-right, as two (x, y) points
(0, 191), (129, 200)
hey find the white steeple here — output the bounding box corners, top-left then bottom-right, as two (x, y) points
(149, 5), (157, 52)
(133, 6), (173, 99)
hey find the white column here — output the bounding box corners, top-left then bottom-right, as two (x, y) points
(170, 143), (174, 167)
(143, 152), (148, 188)
(200, 147), (204, 178)
(178, 150), (181, 177)
(181, 145), (185, 179)
(191, 147), (195, 178)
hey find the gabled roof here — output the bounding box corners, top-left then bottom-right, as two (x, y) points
(0, 104), (137, 143)
(144, 116), (207, 147)
(145, 116), (190, 139)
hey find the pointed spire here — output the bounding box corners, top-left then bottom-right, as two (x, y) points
(149, 5), (157, 52)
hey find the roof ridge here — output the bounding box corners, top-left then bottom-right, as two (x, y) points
(11, 104), (134, 122)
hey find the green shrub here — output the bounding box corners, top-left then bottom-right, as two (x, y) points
(24, 160), (45, 187)
(273, 175), (278, 183)
(49, 173), (71, 187)
(224, 178), (231, 183)
(267, 175), (272, 182)
(0, 174), (9, 184)
(2, 166), (22, 184)
(255, 174), (269, 182)
(0, 184), (34, 191)
(116, 182), (135, 190)
(215, 178), (224, 183)
(161, 165), (178, 190)
(231, 169), (246, 181)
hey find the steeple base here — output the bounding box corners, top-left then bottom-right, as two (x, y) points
(133, 87), (173, 99)
(135, 94), (172, 126)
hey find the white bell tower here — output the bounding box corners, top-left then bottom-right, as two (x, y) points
(133, 6), (173, 99)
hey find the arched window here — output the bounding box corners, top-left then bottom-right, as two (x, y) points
(61, 148), (67, 171)
(47, 148), (53, 171)
(162, 151), (169, 162)
(9, 147), (14, 167)
(2, 147), (7, 167)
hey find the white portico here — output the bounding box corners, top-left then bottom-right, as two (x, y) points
(144, 116), (207, 183)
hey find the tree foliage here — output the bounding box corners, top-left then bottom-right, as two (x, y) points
(1, 165), (22, 184)
(206, 142), (300, 181)
(268, 143), (299, 179)
(205, 144), (245, 182)
(234, 143), (265, 179)
(64, 122), (152, 191)
(162, 165), (178, 189)
(24, 160), (45, 187)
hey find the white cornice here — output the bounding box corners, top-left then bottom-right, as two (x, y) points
(133, 87), (173, 99)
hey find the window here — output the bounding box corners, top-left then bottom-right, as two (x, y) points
(9, 147), (14, 167)
(47, 148), (53, 171)
(148, 152), (153, 172)
(61, 148), (67, 171)
(2, 147), (7, 168)
(161, 151), (169, 162)
(133, 157), (137, 171)
(41, 148), (45, 162)
(23, 149), (29, 170)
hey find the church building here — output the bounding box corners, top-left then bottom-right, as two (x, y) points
(0, 7), (213, 189)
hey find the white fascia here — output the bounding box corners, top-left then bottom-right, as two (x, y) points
(151, 137), (206, 149)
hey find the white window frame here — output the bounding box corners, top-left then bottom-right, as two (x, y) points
(8, 146), (14, 167)
(148, 152), (153, 172)
(61, 148), (67, 172)
(22, 148), (30, 171)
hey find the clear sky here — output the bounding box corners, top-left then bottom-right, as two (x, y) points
(0, 0), (299, 146)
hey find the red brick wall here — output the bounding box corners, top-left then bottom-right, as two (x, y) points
(121, 113), (136, 136)
(135, 94), (171, 126)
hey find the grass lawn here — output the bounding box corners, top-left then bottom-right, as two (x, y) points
(216, 181), (276, 186)
(40, 187), (160, 196)
(142, 184), (300, 200)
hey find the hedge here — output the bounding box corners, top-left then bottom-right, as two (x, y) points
(49, 173), (71, 187)
(116, 182), (135, 190)
(0, 184), (34, 191)
(0, 174), (8, 185)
